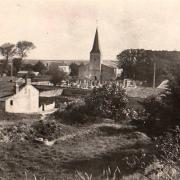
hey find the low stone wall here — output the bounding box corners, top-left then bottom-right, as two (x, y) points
(62, 88), (91, 97)
(40, 102), (55, 112)
(40, 89), (63, 97)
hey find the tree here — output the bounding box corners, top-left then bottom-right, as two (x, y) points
(33, 61), (47, 74)
(69, 63), (79, 76)
(117, 49), (153, 84)
(85, 84), (128, 121)
(117, 49), (180, 86)
(48, 63), (67, 86)
(13, 58), (22, 75)
(16, 41), (35, 60)
(22, 63), (34, 71)
(0, 43), (16, 73)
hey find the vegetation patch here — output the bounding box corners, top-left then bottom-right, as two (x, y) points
(55, 84), (129, 124)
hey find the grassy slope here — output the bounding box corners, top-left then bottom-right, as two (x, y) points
(0, 120), (152, 180)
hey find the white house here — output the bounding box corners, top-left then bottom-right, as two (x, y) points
(5, 79), (55, 114)
(17, 71), (39, 77)
(58, 65), (70, 75)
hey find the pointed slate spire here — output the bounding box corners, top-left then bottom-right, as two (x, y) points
(90, 28), (100, 53)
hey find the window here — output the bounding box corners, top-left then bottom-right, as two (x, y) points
(10, 100), (13, 106)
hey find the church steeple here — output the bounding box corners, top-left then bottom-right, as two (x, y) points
(89, 27), (101, 81)
(90, 28), (100, 53)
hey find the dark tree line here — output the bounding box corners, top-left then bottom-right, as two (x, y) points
(117, 49), (180, 86)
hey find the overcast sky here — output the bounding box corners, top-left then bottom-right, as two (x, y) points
(0, 0), (180, 60)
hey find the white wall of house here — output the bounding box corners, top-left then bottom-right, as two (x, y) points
(39, 102), (55, 112)
(58, 65), (70, 74)
(5, 84), (39, 113)
(39, 89), (63, 97)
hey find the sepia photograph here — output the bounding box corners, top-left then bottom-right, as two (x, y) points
(0, 0), (180, 179)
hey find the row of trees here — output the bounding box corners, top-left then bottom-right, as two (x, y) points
(0, 40), (80, 86)
(11, 60), (79, 86)
(117, 49), (180, 86)
(0, 41), (35, 74)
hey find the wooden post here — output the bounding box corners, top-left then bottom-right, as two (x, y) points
(153, 61), (156, 88)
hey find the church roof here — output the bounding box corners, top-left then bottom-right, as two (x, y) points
(90, 28), (100, 53)
(102, 61), (118, 68)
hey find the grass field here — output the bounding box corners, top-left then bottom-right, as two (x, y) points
(0, 118), (152, 180)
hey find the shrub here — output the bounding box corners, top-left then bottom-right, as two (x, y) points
(30, 120), (62, 140)
(85, 84), (128, 122)
(135, 64), (180, 134)
(54, 84), (128, 124)
(153, 128), (180, 161)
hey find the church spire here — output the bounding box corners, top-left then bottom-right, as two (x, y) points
(90, 28), (100, 53)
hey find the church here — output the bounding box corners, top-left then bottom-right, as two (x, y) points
(78, 28), (121, 82)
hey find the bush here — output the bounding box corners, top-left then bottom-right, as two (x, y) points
(54, 84), (129, 124)
(135, 64), (180, 135)
(30, 120), (62, 140)
(153, 128), (180, 161)
(85, 84), (128, 122)
(54, 102), (97, 125)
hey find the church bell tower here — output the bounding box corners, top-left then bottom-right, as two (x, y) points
(89, 28), (101, 81)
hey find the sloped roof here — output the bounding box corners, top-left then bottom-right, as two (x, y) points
(102, 61), (118, 68)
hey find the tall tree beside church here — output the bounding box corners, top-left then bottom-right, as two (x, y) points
(69, 63), (79, 76)
(0, 43), (16, 73)
(117, 49), (154, 85)
(16, 41), (35, 60)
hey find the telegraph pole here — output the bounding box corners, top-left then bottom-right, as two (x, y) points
(153, 61), (156, 88)
(9, 58), (13, 81)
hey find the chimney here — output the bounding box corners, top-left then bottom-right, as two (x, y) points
(26, 78), (31, 85)
(15, 83), (19, 94)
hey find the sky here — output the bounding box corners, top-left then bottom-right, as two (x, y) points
(0, 0), (180, 60)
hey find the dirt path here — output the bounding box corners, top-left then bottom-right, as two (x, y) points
(42, 123), (124, 146)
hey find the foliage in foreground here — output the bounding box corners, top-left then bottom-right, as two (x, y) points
(85, 84), (128, 121)
(74, 130), (180, 179)
(132, 65), (180, 135)
(74, 162), (180, 180)
(55, 84), (128, 124)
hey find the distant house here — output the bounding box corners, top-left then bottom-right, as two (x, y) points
(123, 79), (137, 88)
(58, 64), (71, 75)
(5, 79), (55, 114)
(17, 71), (39, 77)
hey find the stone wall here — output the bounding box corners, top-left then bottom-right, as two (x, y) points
(62, 88), (91, 97)
(40, 102), (55, 111)
(101, 65), (117, 81)
(78, 64), (89, 80)
(40, 89), (63, 97)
